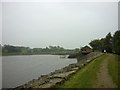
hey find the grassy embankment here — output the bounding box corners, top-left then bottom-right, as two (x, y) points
(55, 54), (108, 88)
(108, 54), (120, 88)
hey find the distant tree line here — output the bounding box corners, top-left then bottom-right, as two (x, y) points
(1, 30), (120, 55)
(0, 44), (1, 55)
(89, 30), (120, 55)
(1, 45), (80, 55)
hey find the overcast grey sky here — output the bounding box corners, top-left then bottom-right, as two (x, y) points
(2, 2), (118, 49)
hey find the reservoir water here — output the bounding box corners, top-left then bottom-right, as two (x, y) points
(2, 55), (77, 88)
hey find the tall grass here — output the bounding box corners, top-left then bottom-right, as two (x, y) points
(108, 54), (120, 88)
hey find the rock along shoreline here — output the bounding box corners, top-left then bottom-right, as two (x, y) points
(12, 52), (103, 89)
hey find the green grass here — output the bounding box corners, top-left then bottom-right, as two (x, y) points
(55, 54), (107, 88)
(118, 55), (120, 88)
(108, 54), (120, 88)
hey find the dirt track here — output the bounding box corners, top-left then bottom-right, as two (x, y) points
(92, 54), (117, 88)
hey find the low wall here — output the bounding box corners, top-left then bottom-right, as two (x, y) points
(13, 52), (103, 89)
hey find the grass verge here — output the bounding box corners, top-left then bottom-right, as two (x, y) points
(108, 54), (120, 88)
(55, 54), (107, 88)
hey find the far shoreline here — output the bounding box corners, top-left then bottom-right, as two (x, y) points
(1, 53), (70, 56)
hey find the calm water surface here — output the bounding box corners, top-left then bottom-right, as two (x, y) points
(2, 55), (77, 88)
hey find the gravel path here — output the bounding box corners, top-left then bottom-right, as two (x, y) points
(92, 54), (117, 88)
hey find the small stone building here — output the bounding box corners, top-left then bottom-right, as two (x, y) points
(68, 45), (92, 58)
(81, 46), (92, 54)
